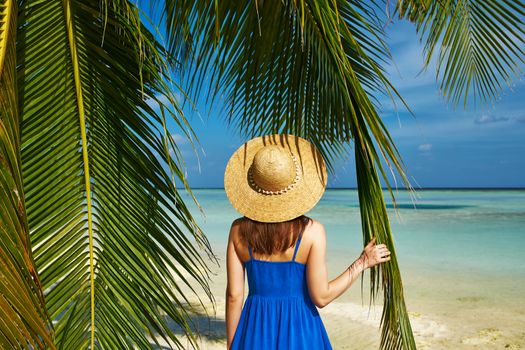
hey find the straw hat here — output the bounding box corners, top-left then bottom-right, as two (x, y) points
(224, 134), (328, 223)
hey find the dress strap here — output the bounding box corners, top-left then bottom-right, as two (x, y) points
(291, 233), (303, 262)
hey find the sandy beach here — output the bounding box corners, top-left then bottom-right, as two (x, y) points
(155, 246), (525, 349)
(156, 189), (525, 349)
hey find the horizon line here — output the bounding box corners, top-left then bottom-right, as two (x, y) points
(185, 186), (525, 190)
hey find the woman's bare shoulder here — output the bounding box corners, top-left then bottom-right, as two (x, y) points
(228, 217), (250, 261)
(303, 218), (327, 244)
(228, 217), (244, 241)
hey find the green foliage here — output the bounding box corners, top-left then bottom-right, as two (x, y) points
(0, 0), (55, 347)
(15, 0), (213, 348)
(397, 0), (525, 106)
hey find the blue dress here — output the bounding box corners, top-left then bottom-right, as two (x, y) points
(230, 234), (333, 349)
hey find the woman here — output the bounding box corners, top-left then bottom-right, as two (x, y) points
(223, 134), (391, 349)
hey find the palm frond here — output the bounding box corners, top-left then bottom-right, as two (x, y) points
(158, 0), (416, 349)
(396, 0), (525, 106)
(162, 0), (408, 170)
(353, 126), (416, 350)
(18, 0), (214, 348)
(0, 0), (55, 348)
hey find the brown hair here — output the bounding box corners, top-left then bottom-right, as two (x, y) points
(239, 215), (311, 255)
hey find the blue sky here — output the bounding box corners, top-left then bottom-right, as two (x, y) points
(163, 19), (525, 189)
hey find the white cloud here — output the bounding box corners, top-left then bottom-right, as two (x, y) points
(145, 94), (168, 109)
(474, 114), (509, 124)
(418, 143), (432, 152)
(171, 133), (188, 145)
(145, 93), (184, 109)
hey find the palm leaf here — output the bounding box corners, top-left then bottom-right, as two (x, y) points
(158, 0), (416, 349)
(0, 0), (55, 348)
(161, 0), (409, 169)
(17, 0), (214, 348)
(396, 0), (525, 106)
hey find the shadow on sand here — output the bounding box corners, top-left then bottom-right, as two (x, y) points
(151, 308), (226, 349)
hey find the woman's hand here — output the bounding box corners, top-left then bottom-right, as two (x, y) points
(359, 237), (391, 269)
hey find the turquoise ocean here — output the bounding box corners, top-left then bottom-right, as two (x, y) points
(179, 189), (525, 349)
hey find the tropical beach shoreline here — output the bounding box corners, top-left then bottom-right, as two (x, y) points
(161, 264), (525, 349)
(159, 189), (525, 349)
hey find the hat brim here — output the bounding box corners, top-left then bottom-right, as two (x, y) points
(224, 134), (328, 223)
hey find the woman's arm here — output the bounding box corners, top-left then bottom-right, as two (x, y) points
(225, 221), (245, 349)
(306, 221), (390, 308)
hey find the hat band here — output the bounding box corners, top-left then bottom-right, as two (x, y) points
(248, 154), (301, 195)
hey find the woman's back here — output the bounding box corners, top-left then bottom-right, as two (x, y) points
(230, 219), (333, 349)
(245, 229), (308, 298)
